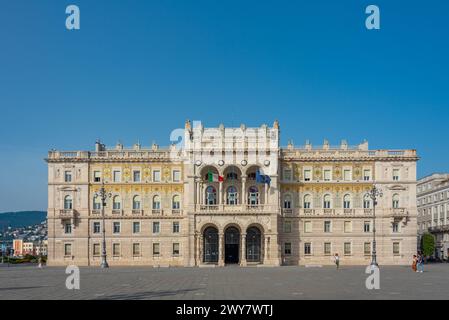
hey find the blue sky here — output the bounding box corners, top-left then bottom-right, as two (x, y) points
(0, 0), (448, 212)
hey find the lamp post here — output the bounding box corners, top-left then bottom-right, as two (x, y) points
(367, 185), (383, 267)
(95, 182), (112, 268)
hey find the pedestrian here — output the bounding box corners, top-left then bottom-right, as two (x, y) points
(417, 254), (424, 273)
(334, 253), (340, 269)
(412, 255), (417, 272)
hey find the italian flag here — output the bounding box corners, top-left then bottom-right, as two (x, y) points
(208, 171), (224, 182)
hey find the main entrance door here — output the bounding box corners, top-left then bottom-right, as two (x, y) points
(225, 227), (240, 264)
(203, 227), (219, 263)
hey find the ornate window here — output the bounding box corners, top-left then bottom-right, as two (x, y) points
(153, 195), (161, 210)
(323, 194), (331, 209)
(132, 195), (141, 210)
(172, 195), (181, 209)
(206, 186), (217, 205)
(283, 168), (292, 181)
(363, 195), (371, 209)
(284, 194), (292, 209)
(93, 195), (101, 210)
(113, 196), (121, 210)
(64, 195), (73, 210)
(226, 172), (238, 181)
(248, 186), (259, 205)
(392, 194), (400, 208)
(226, 186), (238, 205)
(303, 194), (312, 209)
(343, 194), (351, 209)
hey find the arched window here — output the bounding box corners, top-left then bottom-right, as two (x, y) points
(226, 172), (238, 181)
(284, 194), (292, 209)
(248, 186), (259, 205)
(132, 195), (141, 210)
(153, 195), (161, 210)
(64, 195), (73, 210)
(172, 195), (180, 209)
(93, 195), (101, 210)
(343, 194), (351, 209)
(227, 186), (238, 205)
(392, 194), (400, 209)
(206, 186), (217, 205)
(323, 194), (331, 209)
(303, 194), (312, 209)
(363, 194), (371, 209)
(113, 196), (121, 210)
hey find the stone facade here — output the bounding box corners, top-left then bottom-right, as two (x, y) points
(46, 121), (418, 266)
(417, 174), (449, 260)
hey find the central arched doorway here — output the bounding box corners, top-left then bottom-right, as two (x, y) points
(246, 227), (262, 263)
(224, 226), (240, 264)
(203, 227), (219, 263)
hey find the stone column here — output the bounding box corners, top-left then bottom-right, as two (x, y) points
(265, 184), (269, 205)
(219, 181), (223, 205)
(242, 176), (247, 205)
(219, 233), (225, 266)
(198, 234), (203, 265)
(264, 236), (269, 263)
(240, 233), (247, 266)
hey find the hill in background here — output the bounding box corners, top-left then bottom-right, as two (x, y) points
(0, 211), (46, 230)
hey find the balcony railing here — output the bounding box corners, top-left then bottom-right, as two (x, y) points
(198, 204), (272, 213)
(152, 209), (163, 215)
(91, 209), (101, 215)
(390, 208), (408, 217)
(132, 209), (144, 215)
(171, 209), (182, 215)
(112, 209), (123, 215)
(429, 225), (449, 233)
(59, 209), (76, 218)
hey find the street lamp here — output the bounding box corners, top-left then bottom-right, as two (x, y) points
(95, 182), (112, 268)
(366, 185), (383, 267)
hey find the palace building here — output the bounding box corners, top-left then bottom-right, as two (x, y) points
(46, 121), (418, 266)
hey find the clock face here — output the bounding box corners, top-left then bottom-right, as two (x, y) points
(264, 160), (270, 166)
(195, 160), (202, 167)
(218, 160), (225, 166)
(241, 160), (247, 166)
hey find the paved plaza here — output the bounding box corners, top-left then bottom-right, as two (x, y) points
(1, 263), (448, 300)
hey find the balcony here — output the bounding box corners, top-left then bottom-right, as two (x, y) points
(171, 209), (182, 215)
(390, 208), (408, 217)
(112, 209), (123, 215)
(91, 209), (101, 215)
(282, 208), (293, 214)
(200, 205), (219, 212)
(152, 209), (163, 215)
(198, 204), (273, 213)
(132, 209), (144, 215)
(59, 209), (76, 218)
(429, 225), (449, 233)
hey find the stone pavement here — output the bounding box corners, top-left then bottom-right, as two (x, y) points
(0, 263), (448, 300)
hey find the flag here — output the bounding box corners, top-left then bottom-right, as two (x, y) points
(256, 170), (271, 186)
(208, 171), (224, 182)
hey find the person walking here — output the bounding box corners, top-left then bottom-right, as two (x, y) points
(334, 253), (340, 269)
(412, 255), (417, 272)
(417, 254), (424, 273)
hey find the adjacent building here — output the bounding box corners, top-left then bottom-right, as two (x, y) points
(46, 121), (418, 266)
(417, 174), (449, 260)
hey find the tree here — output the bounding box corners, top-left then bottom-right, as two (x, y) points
(421, 233), (435, 257)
